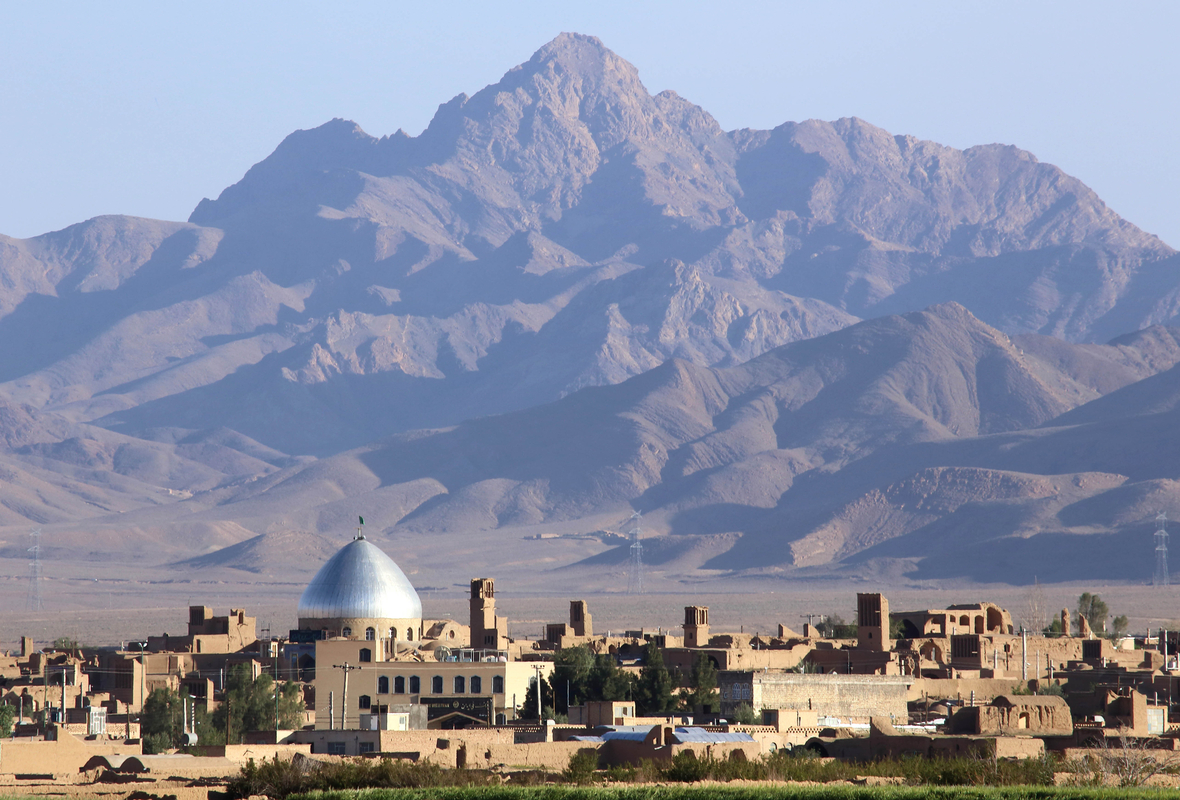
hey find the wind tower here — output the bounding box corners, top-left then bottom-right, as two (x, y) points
(26, 528), (43, 611)
(1154, 511), (1170, 587)
(626, 512), (644, 595)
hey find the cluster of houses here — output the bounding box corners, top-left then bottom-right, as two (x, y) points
(3, 533), (1180, 784)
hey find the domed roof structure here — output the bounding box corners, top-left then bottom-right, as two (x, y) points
(297, 536), (422, 621)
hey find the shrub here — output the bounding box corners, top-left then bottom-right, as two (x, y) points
(665, 750), (710, 783)
(733, 702), (758, 724)
(142, 732), (173, 755)
(227, 755), (496, 799)
(562, 749), (599, 785)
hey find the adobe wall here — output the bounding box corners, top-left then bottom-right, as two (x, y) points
(479, 741), (592, 770)
(374, 729), (518, 766)
(670, 742), (762, 763)
(958, 700), (1073, 737)
(0, 728), (141, 775)
(908, 676), (1025, 703)
(725, 674), (909, 722)
(664, 645), (811, 676)
(190, 744), (312, 764)
(815, 733), (1043, 761)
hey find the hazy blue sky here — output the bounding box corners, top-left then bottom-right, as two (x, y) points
(2, 2), (1177, 245)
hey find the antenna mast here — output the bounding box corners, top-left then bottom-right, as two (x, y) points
(26, 528), (43, 611)
(1155, 511), (1170, 587)
(626, 512), (644, 595)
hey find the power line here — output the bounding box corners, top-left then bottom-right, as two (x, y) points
(26, 528), (43, 612)
(626, 512), (644, 595)
(1154, 511), (1170, 587)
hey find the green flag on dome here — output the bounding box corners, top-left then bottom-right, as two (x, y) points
(359, 516), (364, 526)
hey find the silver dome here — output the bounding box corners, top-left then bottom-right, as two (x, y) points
(297, 537), (422, 620)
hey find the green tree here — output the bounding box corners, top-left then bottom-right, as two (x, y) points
(553, 645), (595, 713)
(680, 652), (719, 713)
(1044, 618), (1064, 637)
(209, 665), (304, 744)
(141, 687), (185, 753)
(1110, 615), (1131, 640)
(734, 702), (758, 724)
(816, 615), (857, 639)
(635, 641), (676, 716)
(0, 704), (14, 738)
(587, 653), (634, 702)
(520, 672), (556, 720)
(1077, 593), (1110, 635)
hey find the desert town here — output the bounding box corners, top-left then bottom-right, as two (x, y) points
(1, 531), (1180, 796)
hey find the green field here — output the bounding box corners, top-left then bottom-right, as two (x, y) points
(291, 788), (1180, 800)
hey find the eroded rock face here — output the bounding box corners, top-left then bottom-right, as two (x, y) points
(3, 33), (1177, 456)
(2, 34), (1180, 585)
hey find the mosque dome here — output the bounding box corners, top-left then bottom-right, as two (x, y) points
(297, 536), (422, 621)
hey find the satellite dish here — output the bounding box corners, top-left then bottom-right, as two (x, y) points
(436, 646), (451, 662)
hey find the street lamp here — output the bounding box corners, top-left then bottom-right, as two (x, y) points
(131, 641), (147, 733)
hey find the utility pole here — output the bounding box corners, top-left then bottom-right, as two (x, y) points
(274, 647), (279, 731)
(332, 662), (360, 730)
(1021, 627), (1027, 682)
(534, 664), (543, 720)
(225, 696), (231, 745)
(137, 642), (146, 726)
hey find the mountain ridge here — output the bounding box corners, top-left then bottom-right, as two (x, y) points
(2, 33), (1179, 588)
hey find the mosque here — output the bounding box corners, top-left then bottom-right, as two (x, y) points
(296, 534), (425, 643)
(290, 532), (535, 730)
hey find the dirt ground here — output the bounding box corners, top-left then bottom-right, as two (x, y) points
(1, 551), (1177, 651)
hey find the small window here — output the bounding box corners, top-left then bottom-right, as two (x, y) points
(484, 633), (494, 645)
(454, 676), (465, 693)
(409, 675), (420, 694)
(390, 627), (397, 640)
(359, 648), (372, 663)
(327, 742), (346, 755)
(431, 675), (443, 694)
(492, 675), (504, 694)
(471, 675), (482, 694)
(378, 676), (389, 694)
(366, 627), (376, 641)
(342, 626), (352, 638)
(358, 695), (371, 710)
(406, 628), (414, 641)
(449, 630), (455, 639)
(358, 742), (375, 754)
(395, 676), (406, 694)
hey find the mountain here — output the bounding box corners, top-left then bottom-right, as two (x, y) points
(2, 34), (1178, 460)
(41, 302), (1179, 587)
(2, 34), (1180, 589)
